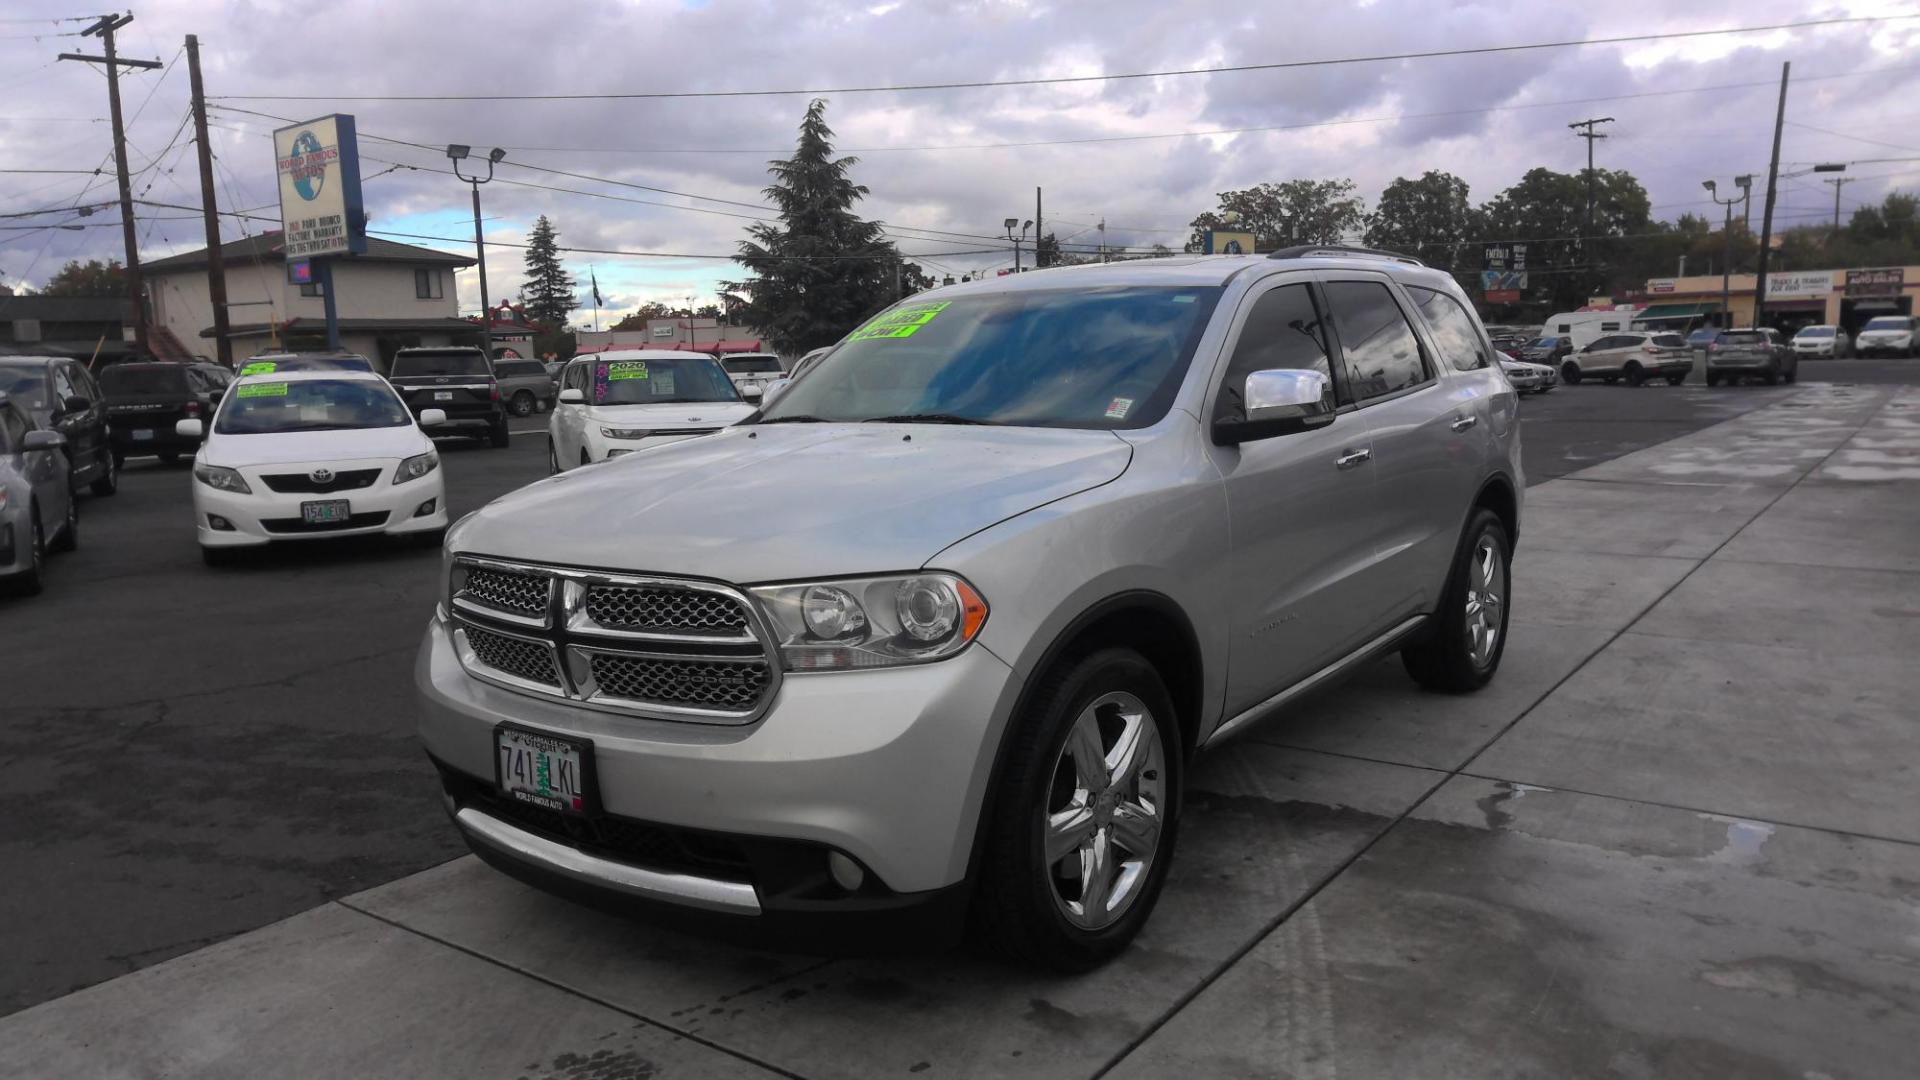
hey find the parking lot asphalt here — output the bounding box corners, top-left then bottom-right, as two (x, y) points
(2, 365), (1917, 1070)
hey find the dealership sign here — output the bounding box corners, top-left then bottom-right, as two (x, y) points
(1845, 268), (1905, 297)
(1766, 270), (1834, 299)
(1647, 278), (1677, 294)
(273, 115), (366, 259)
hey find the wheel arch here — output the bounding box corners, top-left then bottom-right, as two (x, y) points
(1473, 473), (1520, 548)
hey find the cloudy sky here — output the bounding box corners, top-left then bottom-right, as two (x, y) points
(5, 1), (1920, 324)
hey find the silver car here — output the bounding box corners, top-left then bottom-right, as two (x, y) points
(418, 249), (1522, 967)
(1, 396), (79, 596)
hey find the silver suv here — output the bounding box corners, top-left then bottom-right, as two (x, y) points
(417, 249), (1523, 967)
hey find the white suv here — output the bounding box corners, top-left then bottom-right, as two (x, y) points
(419, 248), (1523, 967)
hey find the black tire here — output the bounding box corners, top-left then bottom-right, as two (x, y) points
(1560, 362), (1582, 386)
(1623, 362), (1645, 387)
(548, 443), (562, 474)
(89, 451), (116, 496)
(1402, 508), (1512, 693)
(5, 507), (47, 596)
(1665, 374), (1686, 386)
(581, 449), (592, 467)
(1602, 375), (1619, 385)
(509, 390), (535, 417)
(488, 419), (511, 449)
(48, 494), (77, 554)
(970, 647), (1182, 971)
(409, 527), (448, 549)
(112, 450), (126, 471)
(1706, 373), (1722, 387)
(1762, 371), (1780, 386)
(157, 451), (180, 465)
(1784, 368), (1797, 384)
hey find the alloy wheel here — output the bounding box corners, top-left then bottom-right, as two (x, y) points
(1464, 534), (1505, 669)
(1043, 691), (1166, 931)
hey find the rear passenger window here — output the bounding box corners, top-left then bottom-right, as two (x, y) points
(1214, 283), (1335, 423)
(1324, 281), (1430, 401)
(1406, 286), (1490, 372)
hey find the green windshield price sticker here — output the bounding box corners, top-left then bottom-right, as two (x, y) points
(236, 382), (289, 399)
(849, 300), (950, 341)
(607, 361), (649, 381)
(239, 361), (278, 376)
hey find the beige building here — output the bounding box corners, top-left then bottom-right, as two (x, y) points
(1639, 266), (1918, 334)
(144, 232), (477, 369)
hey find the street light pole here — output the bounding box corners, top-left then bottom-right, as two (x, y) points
(1703, 179), (1748, 333)
(1003, 217), (1033, 273)
(449, 144), (505, 356)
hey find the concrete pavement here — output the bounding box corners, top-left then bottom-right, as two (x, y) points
(6, 383), (1917, 1079)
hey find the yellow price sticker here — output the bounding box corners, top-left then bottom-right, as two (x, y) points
(239, 361), (278, 376)
(236, 382), (289, 399)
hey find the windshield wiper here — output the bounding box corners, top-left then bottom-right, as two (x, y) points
(861, 413), (993, 425)
(757, 414), (832, 424)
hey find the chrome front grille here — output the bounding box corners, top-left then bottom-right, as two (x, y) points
(448, 556), (778, 724)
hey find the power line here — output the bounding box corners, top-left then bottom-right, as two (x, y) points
(209, 16), (1914, 102)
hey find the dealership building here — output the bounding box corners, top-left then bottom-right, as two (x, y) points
(1635, 266), (1917, 335)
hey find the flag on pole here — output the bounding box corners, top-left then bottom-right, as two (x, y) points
(590, 268), (603, 308)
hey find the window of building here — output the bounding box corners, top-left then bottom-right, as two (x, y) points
(415, 269), (444, 300)
(299, 282), (321, 298)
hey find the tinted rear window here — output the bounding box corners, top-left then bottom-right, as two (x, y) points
(495, 361), (545, 377)
(391, 351), (490, 377)
(722, 357), (783, 374)
(1652, 334), (1688, 347)
(1719, 332), (1766, 345)
(99, 365), (189, 396)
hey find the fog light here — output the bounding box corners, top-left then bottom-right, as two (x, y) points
(413, 498), (437, 518)
(207, 515), (234, 532)
(606, 448), (632, 458)
(827, 850), (865, 892)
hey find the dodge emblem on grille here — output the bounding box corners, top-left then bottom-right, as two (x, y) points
(309, 467), (335, 484)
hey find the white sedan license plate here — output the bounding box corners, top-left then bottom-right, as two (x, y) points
(496, 726), (592, 814)
(131, 429), (154, 441)
(300, 499), (351, 524)
(434, 390), (453, 401)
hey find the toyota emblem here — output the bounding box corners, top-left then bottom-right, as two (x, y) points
(310, 468), (335, 484)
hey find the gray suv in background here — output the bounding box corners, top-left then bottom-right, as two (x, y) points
(418, 248), (1522, 968)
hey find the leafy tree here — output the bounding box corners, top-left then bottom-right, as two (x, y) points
(1187, 180), (1365, 252)
(1365, 172), (1476, 268)
(607, 301), (679, 331)
(693, 303), (724, 320)
(1477, 168), (1651, 311)
(520, 216), (578, 328)
(726, 99), (907, 355)
(533, 327), (576, 361)
(42, 258), (126, 297)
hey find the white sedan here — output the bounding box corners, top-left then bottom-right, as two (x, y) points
(179, 370), (449, 565)
(548, 350), (757, 471)
(1499, 356), (1559, 394)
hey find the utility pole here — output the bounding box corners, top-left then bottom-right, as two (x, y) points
(1034, 187), (1044, 268)
(1824, 176), (1855, 232)
(59, 14), (161, 356)
(1751, 63), (1790, 330)
(1568, 117), (1615, 234)
(185, 35), (231, 367)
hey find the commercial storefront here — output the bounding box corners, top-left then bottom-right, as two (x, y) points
(1639, 266), (1919, 336)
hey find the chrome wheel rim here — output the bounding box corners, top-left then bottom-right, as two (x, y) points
(1044, 690), (1166, 931)
(1465, 534), (1505, 669)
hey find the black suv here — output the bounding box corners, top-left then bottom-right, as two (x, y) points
(0, 354), (116, 495)
(98, 361), (228, 466)
(388, 347), (509, 448)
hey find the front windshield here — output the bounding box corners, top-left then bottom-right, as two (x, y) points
(391, 350), (490, 377)
(1796, 327), (1835, 338)
(0, 366), (48, 410)
(215, 379), (412, 434)
(1528, 337), (1555, 348)
(761, 287), (1224, 428)
(586, 355), (743, 406)
(1864, 317), (1912, 331)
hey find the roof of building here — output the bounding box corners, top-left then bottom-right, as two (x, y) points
(204, 316), (480, 339)
(0, 295), (134, 322)
(146, 232), (475, 274)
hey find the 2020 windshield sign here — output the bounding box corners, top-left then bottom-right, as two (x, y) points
(849, 301), (950, 341)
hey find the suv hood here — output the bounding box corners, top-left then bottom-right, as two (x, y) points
(455, 424), (1133, 581)
(205, 424), (430, 467)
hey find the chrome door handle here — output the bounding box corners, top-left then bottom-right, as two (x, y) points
(1334, 448), (1372, 470)
(1451, 415), (1478, 432)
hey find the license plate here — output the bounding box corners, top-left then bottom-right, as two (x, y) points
(300, 499), (351, 524)
(131, 429), (154, 441)
(434, 390), (453, 401)
(495, 725), (593, 814)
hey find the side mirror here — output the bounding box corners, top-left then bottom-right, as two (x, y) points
(419, 408), (448, 427)
(758, 378), (791, 406)
(60, 395), (91, 415)
(21, 429), (65, 451)
(1211, 369), (1335, 446)
(558, 388), (585, 405)
(175, 418), (204, 439)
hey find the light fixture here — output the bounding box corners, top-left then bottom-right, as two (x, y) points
(1810, 162), (1845, 173)
(1003, 217), (1019, 231)
(1702, 180), (1716, 193)
(1733, 175), (1752, 189)
(1022, 219), (1033, 232)
(445, 144), (470, 161)
(488, 147), (506, 164)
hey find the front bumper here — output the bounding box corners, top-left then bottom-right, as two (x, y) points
(194, 466), (447, 546)
(1707, 355), (1779, 372)
(1856, 340), (1911, 356)
(109, 424), (199, 454)
(415, 612), (1019, 901)
(591, 429), (718, 462)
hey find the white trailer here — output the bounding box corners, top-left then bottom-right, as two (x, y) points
(1541, 310), (1639, 351)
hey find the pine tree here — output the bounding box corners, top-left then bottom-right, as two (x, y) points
(726, 99), (906, 354)
(521, 215), (578, 328)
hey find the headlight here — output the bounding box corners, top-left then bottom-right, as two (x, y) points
(751, 572), (987, 670)
(193, 463), (251, 494)
(600, 427), (651, 439)
(392, 450), (440, 485)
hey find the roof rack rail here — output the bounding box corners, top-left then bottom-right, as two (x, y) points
(1265, 245), (1424, 267)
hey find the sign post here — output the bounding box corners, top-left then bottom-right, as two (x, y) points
(1481, 243), (1528, 305)
(273, 114), (366, 352)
